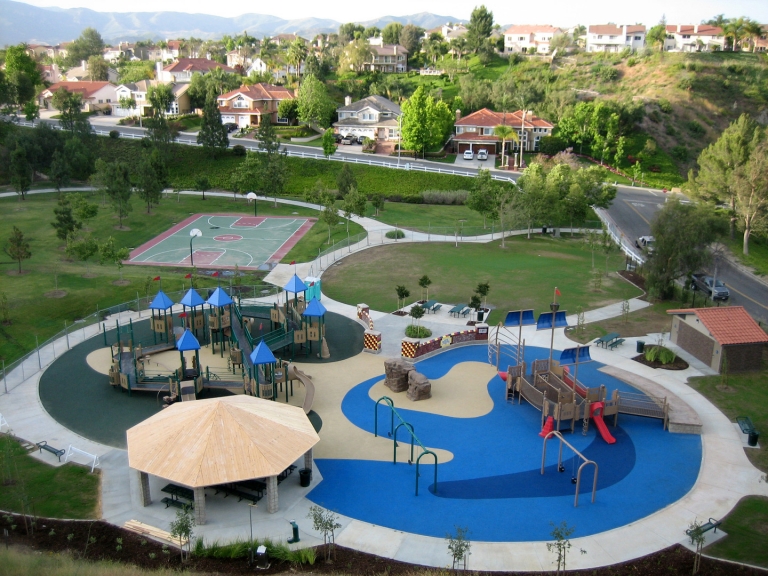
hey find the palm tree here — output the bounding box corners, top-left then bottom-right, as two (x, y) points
(724, 18), (746, 51)
(707, 14), (728, 29)
(287, 38), (308, 81)
(450, 37), (468, 61)
(494, 124), (519, 168)
(742, 20), (765, 52)
(259, 37), (278, 75)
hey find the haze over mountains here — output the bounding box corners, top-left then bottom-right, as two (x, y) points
(0, 0), (462, 45)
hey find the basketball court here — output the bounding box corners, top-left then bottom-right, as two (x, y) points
(127, 214), (315, 270)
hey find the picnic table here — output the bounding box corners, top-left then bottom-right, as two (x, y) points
(422, 300), (442, 314)
(449, 304), (469, 318)
(594, 332), (621, 349)
(161, 483), (194, 504)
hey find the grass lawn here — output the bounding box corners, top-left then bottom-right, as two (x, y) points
(0, 192), (361, 363)
(321, 236), (642, 325)
(426, 154), (457, 164)
(687, 353), (768, 473)
(705, 496), (768, 568)
(725, 235), (768, 278)
(0, 436), (99, 519)
(366, 202), (488, 232)
(177, 116), (201, 132)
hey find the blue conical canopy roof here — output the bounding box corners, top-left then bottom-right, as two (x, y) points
(149, 290), (174, 310)
(207, 287), (234, 308)
(176, 329), (201, 351)
(302, 297), (327, 318)
(180, 288), (205, 308)
(250, 340), (277, 365)
(284, 274), (307, 294)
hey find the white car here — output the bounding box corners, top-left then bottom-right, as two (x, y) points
(635, 235), (655, 254)
(477, 149), (488, 161)
(463, 150), (474, 160)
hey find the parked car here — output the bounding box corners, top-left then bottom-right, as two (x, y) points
(333, 133), (343, 143)
(635, 235), (655, 254)
(357, 135), (367, 144)
(691, 273), (730, 300)
(341, 135), (355, 145)
(463, 150), (474, 160)
(224, 122), (238, 133)
(477, 149), (488, 161)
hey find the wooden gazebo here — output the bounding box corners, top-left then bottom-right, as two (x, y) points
(126, 396), (319, 524)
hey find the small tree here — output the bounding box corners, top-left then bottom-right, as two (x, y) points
(169, 505), (195, 563)
(336, 164), (357, 198)
(0, 293), (11, 325)
(307, 505), (341, 562)
(446, 526), (472, 571)
(409, 304), (425, 327)
(195, 174), (211, 201)
(135, 149), (167, 214)
(475, 281), (490, 308)
(600, 226), (617, 276)
(66, 232), (99, 275)
(418, 275), (432, 301)
(49, 149), (71, 193)
(468, 294), (482, 321)
(322, 129), (337, 158)
(51, 195), (82, 241)
(9, 146), (32, 201)
(395, 285), (410, 310)
(99, 237), (130, 283)
(370, 193), (385, 216)
(197, 93), (230, 158)
(341, 187), (366, 233)
(320, 197), (340, 243)
(70, 194), (99, 229)
(686, 520), (706, 575)
(6, 226), (31, 273)
(546, 521), (585, 576)
(583, 229), (600, 268)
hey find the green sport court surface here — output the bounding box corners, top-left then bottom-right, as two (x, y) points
(128, 214), (315, 270)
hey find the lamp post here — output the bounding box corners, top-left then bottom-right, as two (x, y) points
(248, 503), (258, 565)
(246, 192), (258, 217)
(518, 109), (526, 172)
(397, 113), (403, 167)
(189, 228), (202, 267)
(548, 288), (560, 368)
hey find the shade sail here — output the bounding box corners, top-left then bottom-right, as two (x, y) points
(127, 396), (319, 487)
(559, 346), (593, 365)
(504, 309), (535, 327)
(536, 311), (569, 330)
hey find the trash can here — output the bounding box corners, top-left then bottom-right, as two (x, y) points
(748, 430), (760, 447)
(299, 468), (312, 487)
(636, 341), (645, 354)
(477, 310), (485, 322)
(542, 226), (548, 234)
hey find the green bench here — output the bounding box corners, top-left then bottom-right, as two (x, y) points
(36, 441), (65, 462)
(213, 484), (261, 504)
(737, 416), (755, 434)
(608, 338), (625, 350)
(161, 497), (193, 510)
(686, 518), (721, 538)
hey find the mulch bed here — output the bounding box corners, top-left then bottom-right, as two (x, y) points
(632, 353), (690, 370)
(1, 513), (765, 575)
(618, 269), (646, 292)
(392, 311), (408, 316)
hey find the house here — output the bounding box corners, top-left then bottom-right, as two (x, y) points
(103, 42), (135, 62)
(271, 34), (307, 46)
(226, 50), (250, 69)
(55, 42), (71, 59)
(217, 83), (295, 128)
(586, 24), (646, 52)
(244, 57), (303, 80)
(504, 25), (564, 53)
(424, 23), (468, 41)
(65, 61), (119, 83)
(333, 95), (401, 141)
(663, 25), (724, 52)
(666, 307), (768, 373)
(453, 108), (553, 155)
(39, 63), (61, 83)
(156, 59), (237, 83)
(369, 44), (408, 73)
(39, 81), (117, 113)
(163, 40), (182, 60)
(25, 44), (56, 59)
(755, 25), (768, 52)
(113, 81), (191, 116)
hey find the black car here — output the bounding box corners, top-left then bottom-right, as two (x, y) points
(357, 135), (366, 144)
(224, 122), (238, 133)
(333, 133), (343, 143)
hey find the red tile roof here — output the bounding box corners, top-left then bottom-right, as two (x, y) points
(164, 58), (235, 73)
(667, 307), (768, 345)
(455, 108), (553, 129)
(218, 83), (294, 101)
(504, 25), (561, 35)
(665, 25), (723, 36)
(42, 81), (112, 99)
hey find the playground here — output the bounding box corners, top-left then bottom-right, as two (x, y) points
(127, 214), (315, 269)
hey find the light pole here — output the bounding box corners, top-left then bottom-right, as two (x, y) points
(459, 219), (467, 240)
(548, 288), (560, 368)
(246, 192), (258, 217)
(189, 228), (202, 267)
(248, 503), (258, 565)
(397, 113), (403, 167)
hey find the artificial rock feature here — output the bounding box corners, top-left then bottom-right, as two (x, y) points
(407, 370), (432, 401)
(384, 358), (414, 392)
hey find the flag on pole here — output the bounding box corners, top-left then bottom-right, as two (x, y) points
(555, 287), (561, 296)
(184, 273), (192, 278)
(153, 276), (160, 281)
(212, 271), (220, 277)
(290, 260), (296, 265)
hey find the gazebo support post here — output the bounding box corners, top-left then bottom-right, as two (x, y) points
(266, 475), (278, 513)
(194, 487), (206, 525)
(304, 448), (313, 470)
(132, 470), (152, 507)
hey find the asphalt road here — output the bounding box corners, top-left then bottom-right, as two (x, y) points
(607, 187), (768, 323)
(16, 117), (768, 322)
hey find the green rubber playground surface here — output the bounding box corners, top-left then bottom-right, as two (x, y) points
(127, 214), (314, 270)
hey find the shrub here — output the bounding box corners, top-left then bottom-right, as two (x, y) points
(109, 130), (120, 139)
(645, 345), (677, 365)
(385, 229), (405, 239)
(539, 135), (568, 156)
(232, 144), (246, 156)
(405, 325), (432, 338)
(678, 77), (693, 91)
(671, 145), (688, 162)
(592, 64), (618, 81)
(687, 121), (705, 135)
(421, 190), (469, 205)
(627, 57), (637, 67)
(658, 99), (673, 114)
(725, 62), (745, 75)
(648, 110), (662, 123)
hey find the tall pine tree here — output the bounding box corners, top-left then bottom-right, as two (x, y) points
(51, 195), (82, 241)
(197, 92), (230, 158)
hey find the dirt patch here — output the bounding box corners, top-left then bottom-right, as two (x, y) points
(81, 273), (98, 279)
(112, 280), (131, 286)
(716, 384), (738, 393)
(619, 269), (647, 292)
(534, 250), (580, 261)
(5, 270), (30, 276)
(44, 290), (68, 299)
(0, 513), (763, 575)
(632, 353), (690, 370)
(114, 226), (131, 231)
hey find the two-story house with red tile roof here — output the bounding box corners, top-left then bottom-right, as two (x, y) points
(663, 24), (724, 52)
(504, 25), (564, 54)
(39, 81), (117, 113)
(453, 108), (553, 155)
(217, 83), (295, 128)
(586, 24), (646, 52)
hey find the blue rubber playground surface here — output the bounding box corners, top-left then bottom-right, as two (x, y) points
(308, 346), (702, 542)
(127, 214), (313, 270)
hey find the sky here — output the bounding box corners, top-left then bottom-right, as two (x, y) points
(21, 0), (768, 25)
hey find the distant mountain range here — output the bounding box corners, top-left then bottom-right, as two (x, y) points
(0, 0), (463, 45)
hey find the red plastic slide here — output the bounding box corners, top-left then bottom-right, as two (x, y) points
(539, 416), (554, 438)
(590, 402), (616, 444)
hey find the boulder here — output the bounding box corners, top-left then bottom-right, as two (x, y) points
(384, 358), (413, 392)
(407, 371), (431, 401)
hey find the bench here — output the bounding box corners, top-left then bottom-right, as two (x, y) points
(448, 304), (465, 317)
(237, 479), (267, 497)
(124, 519), (187, 548)
(594, 332), (620, 349)
(161, 497), (193, 510)
(213, 484), (260, 504)
(36, 441), (65, 462)
(608, 338), (625, 350)
(737, 416), (755, 434)
(277, 465), (297, 484)
(686, 518), (721, 538)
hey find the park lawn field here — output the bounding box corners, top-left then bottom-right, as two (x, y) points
(687, 356), (768, 473)
(0, 192), (360, 363)
(725, 235), (768, 278)
(0, 436), (99, 519)
(321, 236), (642, 325)
(705, 496), (768, 568)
